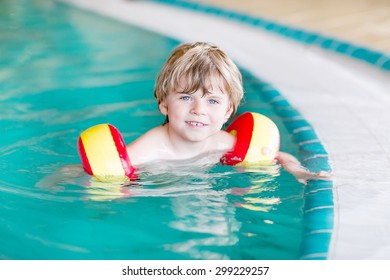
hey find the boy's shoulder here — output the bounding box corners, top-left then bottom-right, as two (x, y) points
(126, 125), (168, 165)
(129, 125), (167, 147)
(212, 130), (236, 151)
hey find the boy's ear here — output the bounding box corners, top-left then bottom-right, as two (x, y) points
(224, 106), (234, 123)
(158, 101), (168, 116)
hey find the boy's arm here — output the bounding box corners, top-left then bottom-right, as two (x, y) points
(35, 164), (85, 189)
(276, 151), (332, 184)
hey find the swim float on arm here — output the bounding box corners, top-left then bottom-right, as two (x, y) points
(77, 112), (279, 182)
(78, 124), (137, 182)
(221, 112), (280, 166)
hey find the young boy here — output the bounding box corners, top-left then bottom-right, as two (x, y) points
(126, 42), (240, 166)
(38, 42), (328, 191)
(126, 42), (330, 181)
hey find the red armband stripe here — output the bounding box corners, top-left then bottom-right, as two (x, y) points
(78, 136), (93, 175)
(223, 112), (254, 165)
(108, 124), (136, 179)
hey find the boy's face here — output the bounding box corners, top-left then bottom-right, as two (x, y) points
(158, 75), (233, 143)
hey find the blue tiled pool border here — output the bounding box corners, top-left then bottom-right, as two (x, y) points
(240, 70), (334, 260)
(152, 0), (337, 259)
(152, 0), (390, 72)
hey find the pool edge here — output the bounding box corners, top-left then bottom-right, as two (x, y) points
(152, 0), (390, 72)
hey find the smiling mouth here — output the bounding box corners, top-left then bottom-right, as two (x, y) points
(185, 121), (208, 127)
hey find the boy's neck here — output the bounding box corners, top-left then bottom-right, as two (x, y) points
(164, 125), (211, 159)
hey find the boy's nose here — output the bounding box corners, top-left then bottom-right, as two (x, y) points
(190, 100), (206, 115)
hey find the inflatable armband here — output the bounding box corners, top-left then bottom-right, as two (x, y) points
(221, 112), (280, 166)
(78, 124), (136, 182)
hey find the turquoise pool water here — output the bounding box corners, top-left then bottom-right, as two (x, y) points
(0, 0), (306, 259)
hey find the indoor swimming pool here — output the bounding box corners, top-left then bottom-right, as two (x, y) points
(0, 0), (335, 259)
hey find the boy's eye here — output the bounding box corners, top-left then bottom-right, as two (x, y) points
(180, 95), (192, 101)
(208, 99), (219, 104)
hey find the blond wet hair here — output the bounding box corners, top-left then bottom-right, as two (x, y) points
(154, 42), (244, 118)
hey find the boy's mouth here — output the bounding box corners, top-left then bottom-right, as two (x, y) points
(185, 121), (208, 127)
